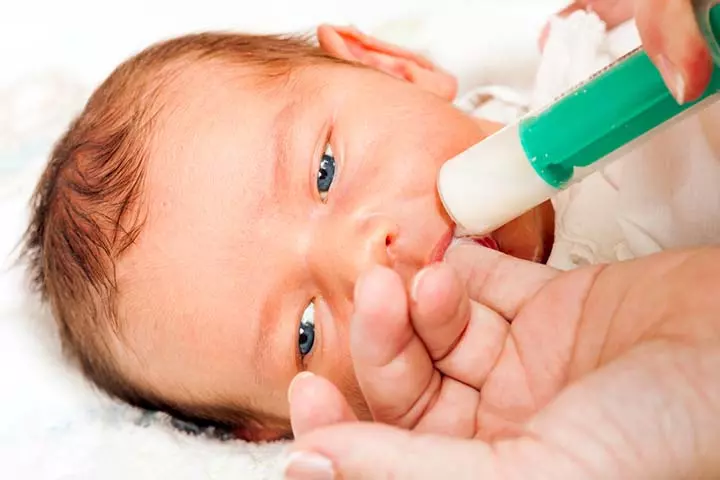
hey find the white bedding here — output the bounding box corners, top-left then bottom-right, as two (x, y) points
(0, 1), (567, 478)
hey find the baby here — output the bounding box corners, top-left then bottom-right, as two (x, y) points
(23, 26), (554, 441)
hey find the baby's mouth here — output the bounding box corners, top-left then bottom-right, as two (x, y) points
(429, 228), (498, 264)
(451, 223), (499, 252)
(429, 226), (506, 265)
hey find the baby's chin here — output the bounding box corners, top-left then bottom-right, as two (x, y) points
(488, 200), (555, 263)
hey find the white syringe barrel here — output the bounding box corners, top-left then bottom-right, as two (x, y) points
(437, 125), (557, 236)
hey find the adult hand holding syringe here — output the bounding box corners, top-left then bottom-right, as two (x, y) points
(552, 0), (714, 104)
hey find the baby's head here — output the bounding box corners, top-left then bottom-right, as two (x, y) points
(24, 29), (553, 440)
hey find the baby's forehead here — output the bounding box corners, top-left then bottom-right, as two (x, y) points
(154, 60), (273, 110)
(119, 60), (306, 297)
(151, 62), (289, 157)
(157, 55), (319, 104)
(146, 59), (306, 160)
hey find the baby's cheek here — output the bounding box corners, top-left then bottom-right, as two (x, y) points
(318, 308), (371, 420)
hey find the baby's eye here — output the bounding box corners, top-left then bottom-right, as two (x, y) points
(298, 302), (316, 358)
(316, 144), (336, 202)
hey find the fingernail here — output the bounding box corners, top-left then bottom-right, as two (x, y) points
(288, 372), (314, 404)
(410, 267), (431, 302)
(656, 55), (686, 104)
(283, 451), (335, 480)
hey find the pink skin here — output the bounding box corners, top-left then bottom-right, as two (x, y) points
(113, 28), (553, 440)
(279, 8), (720, 473)
(287, 245), (720, 479)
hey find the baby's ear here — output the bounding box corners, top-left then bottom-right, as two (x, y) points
(316, 24), (457, 101)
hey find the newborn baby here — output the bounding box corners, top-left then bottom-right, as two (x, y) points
(23, 27), (554, 441)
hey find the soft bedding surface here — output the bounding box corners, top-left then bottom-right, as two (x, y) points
(1, 1), (567, 478)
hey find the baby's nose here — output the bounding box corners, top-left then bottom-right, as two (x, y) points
(352, 214), (398, 274)
(322, 213), (398, 299)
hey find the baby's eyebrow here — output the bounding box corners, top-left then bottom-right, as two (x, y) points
(270, 99), (303, 191)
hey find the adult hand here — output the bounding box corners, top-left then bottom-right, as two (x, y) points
(544, 0), (714, 104)
(289, 241), (559, 440)
(285, 245), (720, 479)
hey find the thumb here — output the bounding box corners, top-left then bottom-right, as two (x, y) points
(635, 0), (712, 104)
(283, 423), (501, 480)
(289, 373), (358, 438)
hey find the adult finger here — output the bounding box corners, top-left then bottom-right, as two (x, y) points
(635, 0), (713, 103)
(410, 263), (509, 390)
(289, 373), (357, 438)
(444, 242), (558, 320)
(350, 266), (440, 427)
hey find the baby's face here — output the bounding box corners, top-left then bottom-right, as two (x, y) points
(116, 60), (541, 434)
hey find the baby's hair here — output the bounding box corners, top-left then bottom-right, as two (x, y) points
(23, 32), (344, 438)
